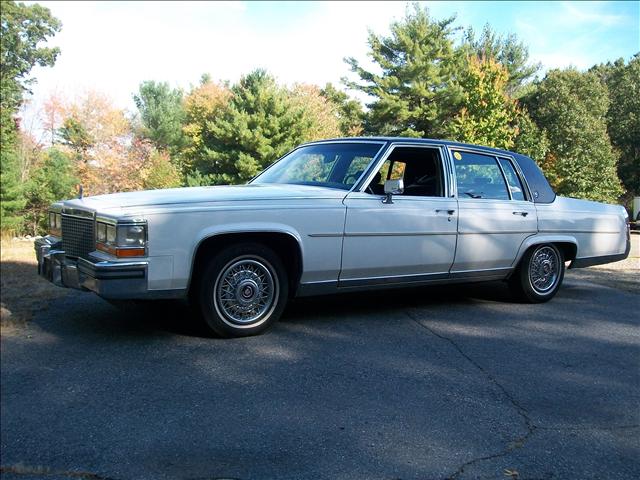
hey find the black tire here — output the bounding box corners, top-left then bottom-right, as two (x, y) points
(509, 243), (565, 303)
(195, 242), (288, 338)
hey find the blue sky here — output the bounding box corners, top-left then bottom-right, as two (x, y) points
(21, 1), (639, 136)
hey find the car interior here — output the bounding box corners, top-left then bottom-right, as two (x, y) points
(366, 147), (444, 197)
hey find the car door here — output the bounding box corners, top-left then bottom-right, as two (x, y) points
(339, 144), (458, 286)
(449, 147), (538, 275)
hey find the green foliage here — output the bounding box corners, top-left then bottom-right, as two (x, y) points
(185, 70), (341, 185)
(0, 0), (60, 234)
(344, 4), (462, 137)
(140, 150), (182, 190)
(23, 148), (77, 235)
(320, 83), (364, 135)
(0, 132), (25, 233)
(592, 55), (640, 199)
(133, 81), (186, 154)
(59, 116), (93, 158)
(0, 1), (61, 113)
(197, 70), (307, 184)
(512, 108), (549, 166)
(462, 24), (540, 96)
(524, 68), (623, 203)
(446, 56), (518, 150)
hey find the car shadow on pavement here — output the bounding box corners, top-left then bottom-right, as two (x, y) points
(2, 262), (638, 480)
(94, 280), (518, 338)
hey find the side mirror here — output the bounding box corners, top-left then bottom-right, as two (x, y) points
(383, 179), (404, 204)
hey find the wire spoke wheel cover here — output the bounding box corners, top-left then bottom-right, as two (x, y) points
(214, 256), (278, 327)
(528, 245), (560, 294)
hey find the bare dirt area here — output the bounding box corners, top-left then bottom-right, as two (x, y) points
(566, 233), (639, 294)
(0, 238), (69, 331)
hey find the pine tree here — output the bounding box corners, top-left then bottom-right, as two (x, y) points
(461, 24), (540, 96)
(185, 70), (341, 185)
(133, 81), (186, 155)
(343, 4), (462, 137)
(23, 148), (78, 235)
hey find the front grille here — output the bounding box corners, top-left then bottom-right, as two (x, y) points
(61, 214), (95, 258)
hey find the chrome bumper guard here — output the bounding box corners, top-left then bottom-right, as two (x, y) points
(35, 236), (149, 299)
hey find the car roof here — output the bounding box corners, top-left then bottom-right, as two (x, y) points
(305, 136), (517, 157)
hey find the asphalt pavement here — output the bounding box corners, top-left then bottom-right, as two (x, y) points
(1, 274), (638, 480)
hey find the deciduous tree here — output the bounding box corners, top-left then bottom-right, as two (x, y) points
(0, 0), (60, 233)
(320, 83), (364, 136)
(524, 69), (623, 203)
(592, 55), (640, 202)
(446, 56), (518, 150)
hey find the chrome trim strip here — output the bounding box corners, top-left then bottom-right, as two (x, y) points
(89, 260), (149, 269)
(96, 216), (118, 226)
(539, 229), (622, 234)
(458, 230), (538, 235)
(339, 272), (450, 288)
(62, 208), (95, 219)
(449, 267), (513, 276)
(345, 231), (457, 237)
(308, 233), (343, 238)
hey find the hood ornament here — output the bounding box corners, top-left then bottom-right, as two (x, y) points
(78, 184), (84, 199)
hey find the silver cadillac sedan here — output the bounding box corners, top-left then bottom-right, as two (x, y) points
(36, 138), (631, 337)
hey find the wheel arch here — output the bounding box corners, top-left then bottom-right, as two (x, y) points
(512, 235), (578, 270)
(187, 229), (304, 298)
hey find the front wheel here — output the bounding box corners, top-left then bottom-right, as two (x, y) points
(196, 243), (288, 337)
(509, 244), (565, 303)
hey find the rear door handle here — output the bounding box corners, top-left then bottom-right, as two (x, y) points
(513, 211), (529, 217)
(436, 209), (456, 215)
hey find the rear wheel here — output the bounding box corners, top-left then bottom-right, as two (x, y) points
(509, 244), (565, 303)
(196, 243), (288, 337)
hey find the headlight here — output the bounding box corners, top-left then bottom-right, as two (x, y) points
(48, 211), (62, 236)
(106, 224), (117, 243)
(96, 221), (147, 258)
(117, 225), (145, 247)
(96, 223), (107, 243)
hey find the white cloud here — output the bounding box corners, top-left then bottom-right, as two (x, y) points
(19, 1), (638, 134)
(560, 1), (629, 27)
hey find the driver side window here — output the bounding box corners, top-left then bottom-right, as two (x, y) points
(366, 147), (444, 197)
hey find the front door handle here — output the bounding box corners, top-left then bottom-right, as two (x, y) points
(513, 211), (529, 217)
(436, 209), (456, 215)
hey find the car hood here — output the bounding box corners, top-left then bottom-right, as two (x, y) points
(60, 183), (347, 216)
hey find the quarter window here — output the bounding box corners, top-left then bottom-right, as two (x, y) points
(498, 158), (526, 201)
(453, 150), (510, 200)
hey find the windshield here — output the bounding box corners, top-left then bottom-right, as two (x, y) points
(251, 142), (385, 190)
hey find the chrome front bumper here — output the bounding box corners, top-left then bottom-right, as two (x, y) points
(35, 236), (149, 299)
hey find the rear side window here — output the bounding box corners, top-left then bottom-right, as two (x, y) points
(452, 150), (509, 200)
(498, 158), (526, 201)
